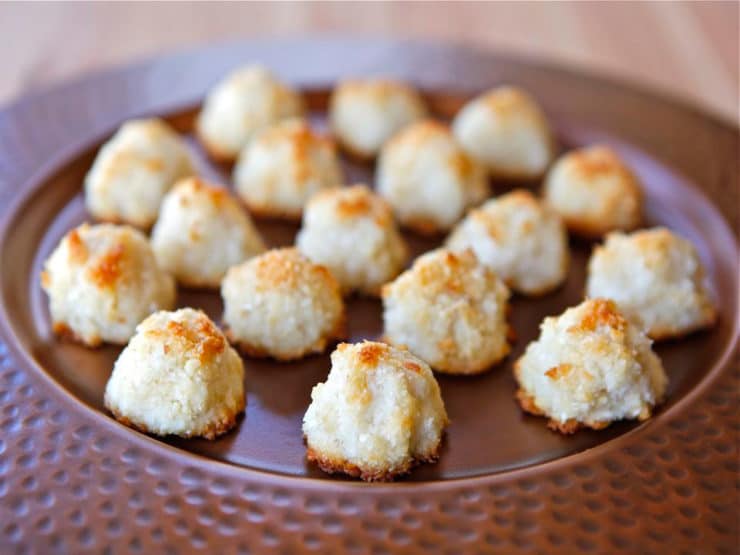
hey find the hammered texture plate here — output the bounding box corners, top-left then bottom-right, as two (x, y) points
(0, 39), (737, 554)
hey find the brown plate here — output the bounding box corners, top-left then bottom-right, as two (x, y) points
(0, 39), (737, 553)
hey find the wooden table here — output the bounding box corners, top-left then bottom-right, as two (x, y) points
(0, 2), (737, 123)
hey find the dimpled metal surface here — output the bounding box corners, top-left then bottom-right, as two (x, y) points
(0, 39), (737, 553)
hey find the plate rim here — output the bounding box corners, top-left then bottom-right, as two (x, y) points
(0, 99), (737, 489)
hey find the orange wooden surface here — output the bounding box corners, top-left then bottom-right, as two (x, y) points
(0, 2), (737, 123)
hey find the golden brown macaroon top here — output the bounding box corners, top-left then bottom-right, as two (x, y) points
(545, 146), (643, 238)
(482, 86), (541, 116)
(493, 188), (540, 207)
(385, 119), (478, 180)
(384, 249), (497, 302)
(566, 298), (628, 337)
(103, 151), (165, 181)
(258, 119), (333, 151)
(146, 310), (227, 365)
(355, 340), (389, 367)
(99, 119), (184, 180)
(334, 78), (422, 103)
(415, 249), (471, 294)
(594, 228), (698, 275)
(337, 341), (390, 406)
(256, 119), (335, 186)
(630, 227), (685, 267)
(564, 146), (641, 199)
(311, 185), (395, 227)
(470, 190), (542, 239)
(566, 146), (635, 181)
(54, 224), (145, 290)
(403, 359), (423, 374)
(136, 118), (179, 141)
(87, 244), (125, 289)
(449, 147), (477, 181)
(174, 177), (232, 207)
(542, 362), (595, 387)
(251, 247), (340, 294)
(335, 188), (373, 218)
(336, 340), (423, 373)
(544, 363), (574, 380)
(66, 227), (89, 264)
(335, 341), (427, 407)
(386, 119), (448, 146)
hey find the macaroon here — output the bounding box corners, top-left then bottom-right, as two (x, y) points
(40, 223), (175, 347)
(233, 119), (343, 219)
(376, 120), (489, 234)
(452, 86), (554, 179)
(586, 227), (717, 340)
(446, 189), (569, 296)
(295, 184), (408, 296)
(196, 64), (304, 162)
(221, 248), (345, 360)
(382, 249), (511, 375)
(302, 341), (448, 481)
(329, 78), (427, 159)
(104, 308), (245, 439)
(514, 298), (668, 434)
(84, 118), (195, 228)
(151, 177), (265, 288)
(544, 145), (642, 237)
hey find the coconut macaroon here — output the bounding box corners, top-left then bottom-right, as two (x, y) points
(196, 65), (304, 162)
(221, 248), (345, 360)
(515, 298), (668, 434)
(104, 308), (245, 439)
(452, 86), (554, 180)
(586, 228), (717, 340)
(376, 120), (489, 234)
(40, 223), (176, 347)
(303, 341), (448, 481)
(296, 185), (407, 296)
(544, 145), (643, 237)
(233, 119), (343, 219)
(382, 249), (511, 375)
(329, 78), (427, 159)
(84, 118), (195, 228)
(151, 177), (265, 288)
(446, 190), (569, 296)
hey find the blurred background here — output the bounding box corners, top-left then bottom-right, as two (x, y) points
(0, 1), (737, 124)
